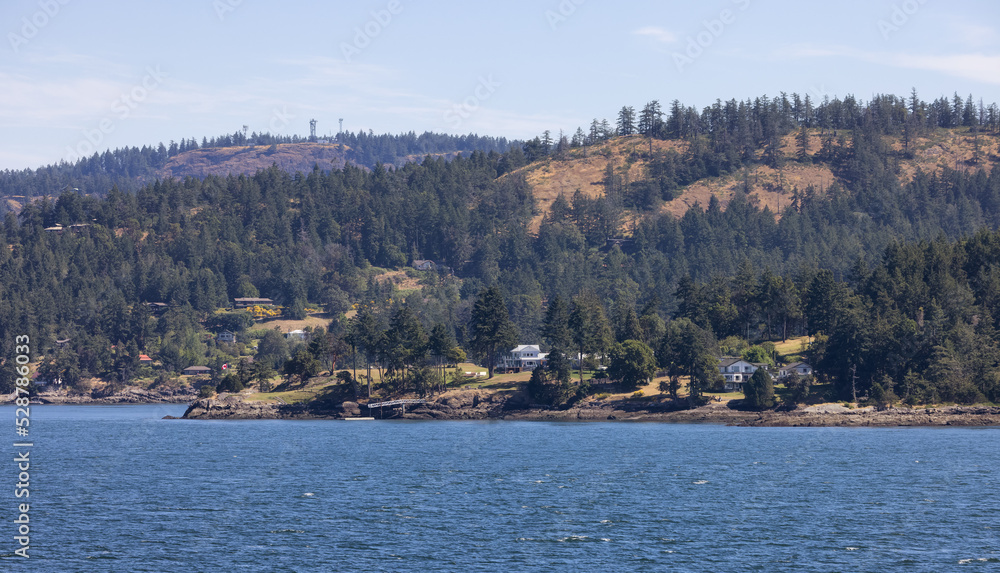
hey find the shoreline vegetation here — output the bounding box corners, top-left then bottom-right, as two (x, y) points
(6, 384), (996, 427)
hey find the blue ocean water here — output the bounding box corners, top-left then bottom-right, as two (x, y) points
(0, 405), (998, 572)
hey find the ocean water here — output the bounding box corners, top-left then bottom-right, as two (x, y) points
(0, 405), (998, 572)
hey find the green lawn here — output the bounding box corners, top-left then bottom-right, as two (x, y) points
(705, 391), (744, 400)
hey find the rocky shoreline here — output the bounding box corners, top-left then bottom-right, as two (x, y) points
(177, 390), (1000, 427)
(2, 386), (198, 405)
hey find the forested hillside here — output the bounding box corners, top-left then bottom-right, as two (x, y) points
(0, 130), (515, 210)
(2, 91), (1000, 405)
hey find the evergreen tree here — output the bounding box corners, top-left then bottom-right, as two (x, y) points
(541, 295), (572, 350)
(617, 106), (636, 136)
(743, 368), (774, 410)
(469, 286), (517, 378)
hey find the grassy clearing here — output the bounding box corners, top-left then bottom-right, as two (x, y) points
(704, 391), (744, 400)
(772, 336), (811, 361)
(256, 313), (332, 334)
(245, 376), (340, 404)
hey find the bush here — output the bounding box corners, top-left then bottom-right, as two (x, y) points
(198, 385), (215, 398)
(216, 373), (245, 394)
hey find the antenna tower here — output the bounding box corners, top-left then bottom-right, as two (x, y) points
(309, 119), (318, 140)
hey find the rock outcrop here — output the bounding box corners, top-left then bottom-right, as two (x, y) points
(177, 390), (1000, 427)
(22, 385), (199, 405)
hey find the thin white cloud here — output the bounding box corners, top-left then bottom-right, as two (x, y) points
(780, 44), (1000, 86)
(946, 19), (998, 49)
(633, 26), (677, 44)
(890, 52), (1000, 85)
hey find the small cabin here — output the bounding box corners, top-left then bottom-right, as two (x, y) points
(234, 297), (274, 308)
(182, 366), (211, 376)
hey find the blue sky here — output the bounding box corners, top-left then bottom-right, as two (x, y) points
(2, 0), (998, 170)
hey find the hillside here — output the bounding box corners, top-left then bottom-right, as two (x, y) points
(157, 143), (475, 180)
(515, 128), (1000, 231)
(0, 130), (515, 212)
(5, 92), (1000, 406)
(157, 142), (353, 179)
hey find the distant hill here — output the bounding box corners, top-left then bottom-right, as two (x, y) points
(157, 143), (352, 179)
(156, 142), (476, 180)
(0, 130), (516, 213)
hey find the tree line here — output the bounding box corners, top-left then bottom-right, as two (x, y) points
(0, 130), (517, 205)
(0, 91), (997, 407)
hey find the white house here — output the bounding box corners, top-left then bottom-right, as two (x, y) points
(498, 345), (547, 372)
(779, 362), (813, 378)
(217, 331), (236, 343)
(285, 329), (307, 342)
(719, 358), (759, 392)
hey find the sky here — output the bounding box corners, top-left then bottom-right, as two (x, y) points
(1, 0), (999, 170)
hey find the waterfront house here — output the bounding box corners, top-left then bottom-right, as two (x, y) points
(498, 345), (546, 372)
(719, 358), (758, 392)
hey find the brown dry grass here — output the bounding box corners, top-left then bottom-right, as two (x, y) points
(897, 128), (1000, 181)
(521, 129), (1000, 231)
(514, 137), (688, 232)
(256, 314), (332, 334)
